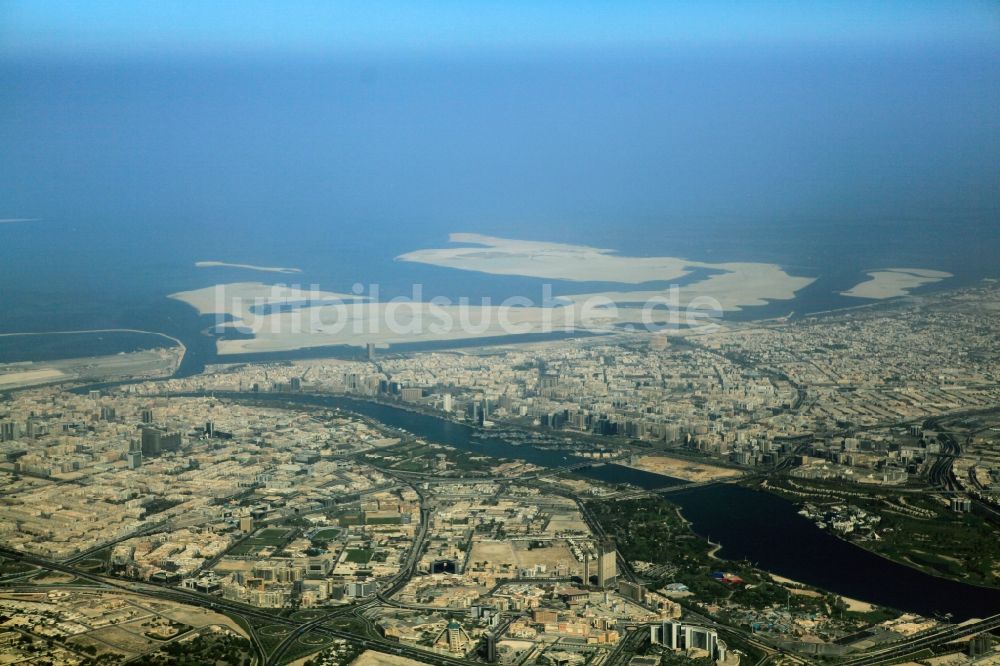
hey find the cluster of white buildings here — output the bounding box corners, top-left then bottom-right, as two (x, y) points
(0, 387), (399, 563)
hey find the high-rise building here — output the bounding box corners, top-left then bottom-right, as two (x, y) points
(0, 421), (17, 442)
(345, 581), (376, 598)
(968, 633), (992, 658)
(434, 619), (471, 654)
(619, 580), (645, 603)
(25, 418), (46, 438)
(401, 387), (423, 402)
(141, 409), (154, 424)
(126, 438), (142, 469)
(366, 342), (376, 361)
(127, 450), (142, 470)
(597, 538), (617, 588)
(140, 427), (182, 456)
(160, 431), (181, 452)
(483, 632), (498, 663)
(651, 620), (726, 661)
(140, 427), (161, 455)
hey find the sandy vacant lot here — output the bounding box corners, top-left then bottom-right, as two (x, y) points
(350, 650), (428, 666)
(469, 540), (516, 567)
(212, 558), (257, 573)
(0, 367), (68, 389)
(628, 454), (742, 482)
(469, 540), (581, 573)
(546, 512), (589, 534)
(514, 543), (577, 570)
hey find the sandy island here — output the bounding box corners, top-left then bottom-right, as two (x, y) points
(169, 234), (819, 355)
(195, 261), (302, 274)
(171, 278), (768, 355)
(171, 281), (630, 354)
(398, 233), (694, 283)
(840, 268), (952, 299)
(399, 233), (815, 311)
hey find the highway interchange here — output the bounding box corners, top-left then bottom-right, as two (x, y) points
(3, 393), (1000, 665)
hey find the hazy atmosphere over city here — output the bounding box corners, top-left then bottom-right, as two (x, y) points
(1, 3), (999, 666)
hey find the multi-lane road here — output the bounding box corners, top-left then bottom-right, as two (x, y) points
(8, 392), (1000, 664)
(839, 613), (1000, 666)
(264, 475), (437, 665)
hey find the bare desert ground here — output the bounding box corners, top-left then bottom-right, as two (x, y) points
(626, 454), (743, 482)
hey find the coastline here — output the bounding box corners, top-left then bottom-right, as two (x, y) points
(0, 328), (186, 376)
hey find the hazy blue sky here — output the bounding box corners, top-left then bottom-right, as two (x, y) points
(3, 1), (999, 57)
(1, 1), (998, 295)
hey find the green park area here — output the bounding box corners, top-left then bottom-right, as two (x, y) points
(764, 477), (1000, 588)
(227, 527), (296, 557)
(362, 439), (498, 475)
(310, 527), (341, 541)
(343, 548), (374, 564)
(586, 495), (900, 631)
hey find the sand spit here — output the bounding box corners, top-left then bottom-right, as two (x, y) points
(195, 261), (302, 274)
(169, 281), (364, 316)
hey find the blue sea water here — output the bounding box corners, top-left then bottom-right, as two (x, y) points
(0, 331), (176, 364)
(1, 50), (998, 366)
